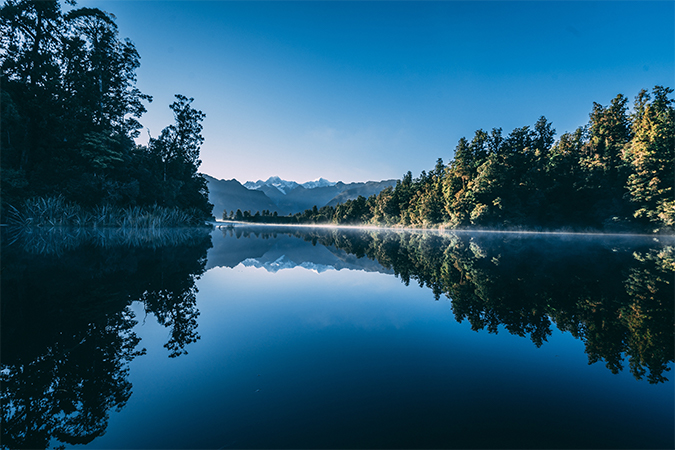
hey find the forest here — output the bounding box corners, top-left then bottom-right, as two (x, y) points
(232, 86), (674, 233)
(0, 0), (213, 225)
(2, 1), (672, 232)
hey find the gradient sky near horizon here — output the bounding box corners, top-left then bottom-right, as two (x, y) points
(76, 0), (674, 184)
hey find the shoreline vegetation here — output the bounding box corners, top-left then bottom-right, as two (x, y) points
(226, 86), (674, 234)
(2, 2), (672, 234)
(3, 220), (212, 255)
(2, 196), (213, 254)
(6, 196), (210, 228)
(1, 1), (214, 228)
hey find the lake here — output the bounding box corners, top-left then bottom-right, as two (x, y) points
(2, 225), (673, 449)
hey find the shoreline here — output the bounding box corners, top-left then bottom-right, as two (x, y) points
(212, 220), (675, 239)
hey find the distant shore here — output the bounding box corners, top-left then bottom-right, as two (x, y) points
(213, 220), (674, 238)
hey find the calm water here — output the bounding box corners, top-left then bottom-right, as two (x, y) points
(2, 225), (673, 449)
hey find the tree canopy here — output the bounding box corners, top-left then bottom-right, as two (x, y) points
(1, 0), (213, 222)
(233, 87), (674, 233)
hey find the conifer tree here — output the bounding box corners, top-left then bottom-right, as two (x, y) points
(623, 86), (675, 229)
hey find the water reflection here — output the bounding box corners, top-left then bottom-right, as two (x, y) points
(214, 226), (674, 384)
(1, 224), (673, 448)
(207, 226), (392, 273)
(1, 228), (212, 448)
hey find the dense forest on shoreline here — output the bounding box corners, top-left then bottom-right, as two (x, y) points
(231, 86), (674, 233)
(2, 2), (672, 232)
(1, 0), (213, 225)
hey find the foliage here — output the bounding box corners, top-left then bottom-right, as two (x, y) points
(5, 195), (207, 229)
(623, 87), (675, 230)
(0, 0), (212, 223)
(230, 87), (673, 233)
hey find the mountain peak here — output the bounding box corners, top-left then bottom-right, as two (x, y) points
(207, 174), (397, 216)
(243, 176), (338, 194)
(301, 178), (336, 189)
(244, 177), (300, 194)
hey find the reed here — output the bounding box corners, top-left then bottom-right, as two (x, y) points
(5, 196), (207, 229)
(4, 225), (212, 255)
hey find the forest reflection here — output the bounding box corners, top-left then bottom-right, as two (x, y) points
(0, 228), (212, 449)
(224, 226), (674, 385)
(2, 225), (672, 448)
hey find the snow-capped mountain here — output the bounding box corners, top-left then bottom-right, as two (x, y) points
(243, 176), (336, 194)
(243, 176), (301, 194)
(207, 174), (396, 217)
(301, 178), (336, 189)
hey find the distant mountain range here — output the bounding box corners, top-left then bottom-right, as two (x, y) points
(205, 175), (397, 218)
(243, 176), (336, 193)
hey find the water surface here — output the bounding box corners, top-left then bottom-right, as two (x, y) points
(2, 226), (673, 449)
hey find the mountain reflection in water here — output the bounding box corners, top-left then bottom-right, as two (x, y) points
(1, 225), (673, 449)
(211, 225), (673, 384)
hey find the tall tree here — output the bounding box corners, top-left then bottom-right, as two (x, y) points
(63, 7), (151, 138)
(147, 95), (212, 218)
(0, 0), (63, 180)
(623, 86), (675, 229)
(0, 0), (154, 210)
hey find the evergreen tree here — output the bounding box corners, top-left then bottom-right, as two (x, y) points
(623, 86), (675, 229)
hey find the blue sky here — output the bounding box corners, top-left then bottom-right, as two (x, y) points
(77, 1), (674, 184)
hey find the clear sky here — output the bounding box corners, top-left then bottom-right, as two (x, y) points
(76, 0), (674, 184)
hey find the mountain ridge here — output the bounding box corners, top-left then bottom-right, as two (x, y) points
(206, 174), (396, 218)
(244, 176), (337, 193)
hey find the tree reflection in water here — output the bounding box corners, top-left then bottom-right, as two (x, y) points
(2, 225), (672, 448)
(272, 227), (673, 384)
(0, 227), (212, 449)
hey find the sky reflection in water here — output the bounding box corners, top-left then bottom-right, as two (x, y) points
(75, 227), (673, 449)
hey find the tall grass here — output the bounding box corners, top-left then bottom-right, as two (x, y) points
(2, 197), (209, 254)
(3, 225), (212, 255)
(5, 196), (206, 229)
(2, 196), (211, 253)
